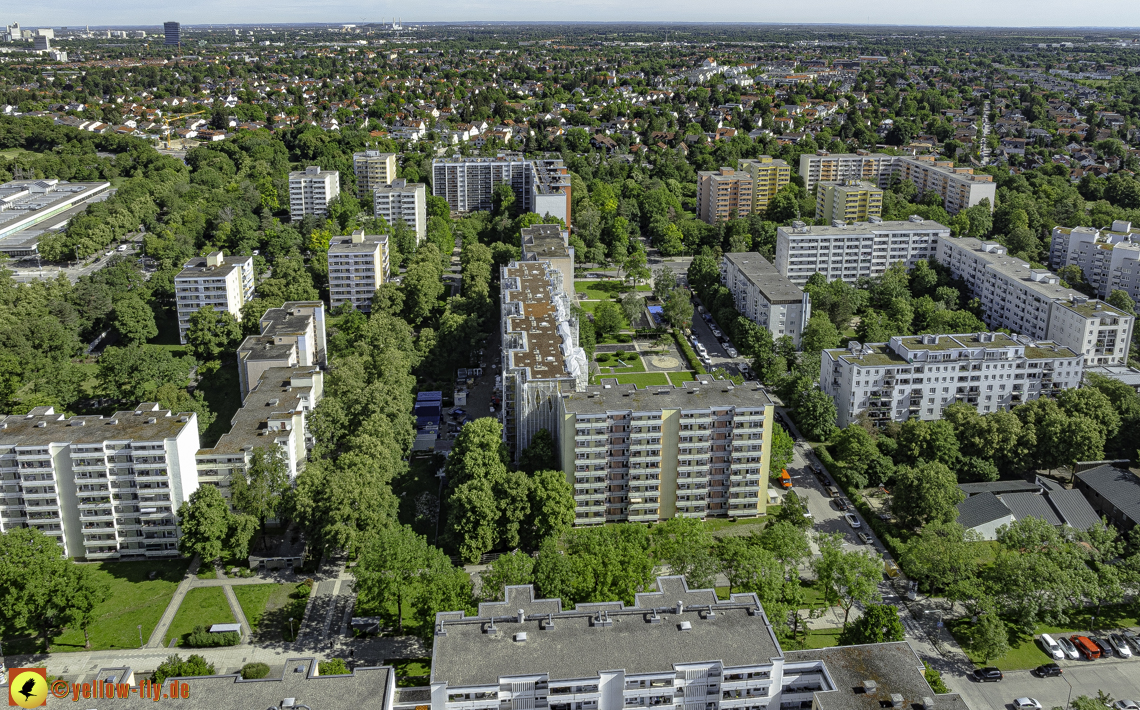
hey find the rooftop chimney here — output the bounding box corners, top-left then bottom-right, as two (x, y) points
(351, 228), (366, 243)
(205, 251), (224, 267)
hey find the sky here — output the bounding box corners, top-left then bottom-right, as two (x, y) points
(9, 0), (1140, 30)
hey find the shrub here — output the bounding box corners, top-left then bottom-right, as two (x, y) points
(183, 625), (240, 648)
(595, 353), (610, 362)
(153, 654), (215, 684)
(241, 663), (271, 680)
(319, 658), (350, 676)
(614, 349), (626, 360)
(923, 662), (949, 694)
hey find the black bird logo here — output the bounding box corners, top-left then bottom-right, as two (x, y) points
(17, 678), (37, 701)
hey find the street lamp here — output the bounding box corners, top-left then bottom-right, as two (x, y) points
(289, 617), (294, 640)
(138, 624), (143, 648)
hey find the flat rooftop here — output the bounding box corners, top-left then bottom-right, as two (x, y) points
(175, 254), (251, 280)
(779, 219), (949, 238)
(521, 224), (570, 260)
(0, 179), (111, 254)
(941, 237), (1103, 304)
(502, 261), (572, 381)
(328, 233), (387, 253)
(723, 252), (805, 304)
(432, 576), (783, 687)
(201, 367), (317, 455)
(0, 405), (194, 447)
(564, 375), (773, 415)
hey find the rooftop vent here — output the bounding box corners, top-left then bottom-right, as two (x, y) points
(36, 421), (46, 428)
(514, 632), (528, 642)
(921, 698), (935, 710)
(700, 607), (716, 619)
(484, 619), (497, 634)
(648, 609), (662, 624)
(146, 417), (157, 424)
(517, 609), (525, 623)
(541, 614), (555, 631)
(676, 601), (684, 615)
(863, 680), (878, 694)
(890, 693), (904, 708)
(678, 621), (692, 631)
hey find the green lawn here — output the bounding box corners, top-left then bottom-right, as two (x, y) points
(702, 516), (768, 534)
(166, 587), (236, 646)
(949, 605), (1140, 670)
(7, 559), (191, 653)
(800, 628), (843, 650)
(601, 373), (670, 386)
(0, 147), (29, 157)
(595, 357), (647, 374)
(385, 658), (432, 687)
(233, 582), (308, 642)
(666, 371), (697, 384)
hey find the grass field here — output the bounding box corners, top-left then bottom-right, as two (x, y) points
(385, 658), (432, 687)
(667, 371), (696, 384)
(800, 628), (843, 649)
(166, 587), (236, 646)
(5, 559), (191, 653)
(0, 147), (29, 158)
(233, 582), (308, 642)
(593, 372), (670, 386)
(949, 605), (1140, 670)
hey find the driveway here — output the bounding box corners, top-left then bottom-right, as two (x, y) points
(950, 660), (1140, 710)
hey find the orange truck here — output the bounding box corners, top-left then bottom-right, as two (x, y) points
(779, 469), (792, 488)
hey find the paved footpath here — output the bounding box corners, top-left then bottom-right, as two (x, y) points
(145, 556), (202, 648)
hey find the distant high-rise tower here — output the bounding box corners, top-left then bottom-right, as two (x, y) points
(163, 21), (180, 46)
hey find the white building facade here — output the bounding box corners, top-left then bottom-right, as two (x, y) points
(774, 217), (947, 286)
(1049, 221), (1140, 300)
(289, 166), (340, 222)
(720, 252), (811, 347)
(374, 179), (427, 244)
(173, 251), (255, 345)
(327, 229), (390, 313)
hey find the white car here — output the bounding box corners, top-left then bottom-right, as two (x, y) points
(844, 513), (861, 529)
(1038, 633), (1064, 661)
(725, 347), (738, 358)
(1112, 701), (1139, 710)
(1013, 700), (1041, 710)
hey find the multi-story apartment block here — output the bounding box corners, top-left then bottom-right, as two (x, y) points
(288, 166), (340, 222)
(1049, 221), (1140, 300)
(374, 179), (427, 244)
(557, 376), (773, 525)
(500, 260), (588, 461)
(934, 237), (1134, 364)
(697, 168), (753, 224)
(432, 154), (572, 225)
(429, 575), (965, 710)
(163, 21), (180, 45)
(327, 229), (390, 313)
(196, 366), (323, 499)
(775, 216), (947, 286)
(720, 253), (812, 347)
(173, 251), (255, 345)
(815, 179), (883, 224)
(821, 332), (1084, 427)
(520, 224), (574, 298)
(797, 150), (898, 191)
(0, 404), (199, 559)
(736, 156), (791, 213)
(352, 150), (398, 199)
(798, 151), (995, 215)
(236, 301), (327, 399)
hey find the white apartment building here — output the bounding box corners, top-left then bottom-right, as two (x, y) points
(352, 150), (398, 199)
(432, 153), (572, 225)
(288, 166), (340, 222)
(500, 260), (588, 461)
(374, 179), (427, 244)
(821, 332), (1084, 428)
(557, 377), (773, 525)
(1049, 221), (1140, 300)
(0, 404), (199, 560)
(774, 216), (947, 285)
(720, 252), (812, 347)
(934, 237), (1134, 365)
(236, 301), (328, 399)
(327, 229), (390, 313)
(798, 151), (995, 215)
(173, 251), (255, 344)
(429, 576), (967, 710)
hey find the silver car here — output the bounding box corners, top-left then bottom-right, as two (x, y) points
(1055, 635), (1080, 660)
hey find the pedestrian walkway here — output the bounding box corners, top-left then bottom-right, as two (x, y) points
(146, 556), (201, 648)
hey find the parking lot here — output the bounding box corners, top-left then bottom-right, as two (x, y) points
(951, 659), (1140, 710)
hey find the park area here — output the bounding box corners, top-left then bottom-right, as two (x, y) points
(234, 581), (312, 642)
(165, 587), (235, 647)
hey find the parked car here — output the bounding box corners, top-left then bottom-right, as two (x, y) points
(1113, 701), (1139, 710)
(1090, 636), (1114, 658)
(973, 667), (1003, 682)
(1013, 699), (1042, 710)
(906, 580), (918, 601)
(834, 499), (851, 512)
(1032, 664), (1062, 678)
(826, 486), (841, 498)
(811, 463), (822, 474)
(1070, 635), (1101, 659)
(711, 327), (722, 338)
(1038, 634), (1064, 660)
(1123, 631), (1140, 655)
(1056, 635), (1080, 659)
(858, 532), (873, 545)
(844, 513), (861, 529)
(725, 347), (738, 358)
(878, 513), (892, 521)
(1109, 634), (1133, 658)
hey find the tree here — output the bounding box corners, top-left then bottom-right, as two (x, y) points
(774, 490), (811, 529)
(897, 522), (979, 593)
(59, 563), (110, 649)
(838, 604), (905, 646)
(652, 266), (678, 303)
(402, 244), (445, 325)
(0, 527), (71, 646)
(651, 517), (720, 589)
(795, 388), (837, 442)
(152, 654), (215, 684)
(968, 612), (1010, 664)
(517, 429), (556, 474)
(185, 306), (243, 362)
(663, 288), (695, 329)
(354, 524), (436, 634)
(686, 255), (720, 294)
(98, 345), (193, 402)
(479, 550), (535, 601)
(769, 424), (794, 476)
(812, 534), (883, 629)
(177, 484), (231, 563)
(318, 658), (350, 676)
(446, 418), (509, 486)
(448, 477), (499, 563)
(801, 313), (840, 353)
(524, 469), (575, 550)
(895, 419), (960, 468)
(533, 525), (655, 608)
(891, 462), (964, 528)
(231, 446), (289, 543)
(113, 294), (158, 344)
(619, 290), (646, 326)
(1107, 289), (1136, 315)
(593, 301), (624, 337)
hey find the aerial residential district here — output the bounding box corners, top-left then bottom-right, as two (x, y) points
(3, 17), (1140, 710)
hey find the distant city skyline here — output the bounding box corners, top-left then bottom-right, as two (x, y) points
(4, 0), (1140, 30)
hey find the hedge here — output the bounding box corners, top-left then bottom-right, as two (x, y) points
(672, 330), (707, 375)
(183, 625), (241, 648)
(241, 663), (270, 680)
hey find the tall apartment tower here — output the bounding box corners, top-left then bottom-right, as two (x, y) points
(0, 404), (200, 560)
(173, 251), (255, 345)
(815, 179), (883, 224)
(798, 150), (898, 191)
(163, 21), (180, 46)
(736, 156), (791, 213)
(775, 217), (946, 285)
(558, 376), (774, 525)
(288, 166), (340, 222)
(696, 168), (753, 224)
(821, 332), (1084, 428)
(352, 150), (398, 200)
(373, 179), (427, 244)
(33, 35), (50, 51)
(720, 252), (812, 347)
(327, 229), (390, 313)
(500, 260), (588, 460)
(1049, 221), (1140, 301)
(431, 153), (572, 225)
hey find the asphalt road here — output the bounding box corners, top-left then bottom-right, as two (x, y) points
(951, 659), (1140, 710)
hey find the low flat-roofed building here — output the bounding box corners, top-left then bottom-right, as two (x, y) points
(1085, 364), (1140, 393)
(500, 260), (587, 460)
(174, 251), (255, 345)
(558, 376), (773, 524)
(236, 301), (327, 399)
(720, 252), (811, 347)
(0, 179), (112, 256)
(1075, 464), (1140, 533)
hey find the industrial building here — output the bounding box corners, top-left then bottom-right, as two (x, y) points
(0, 179), (112, 257)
